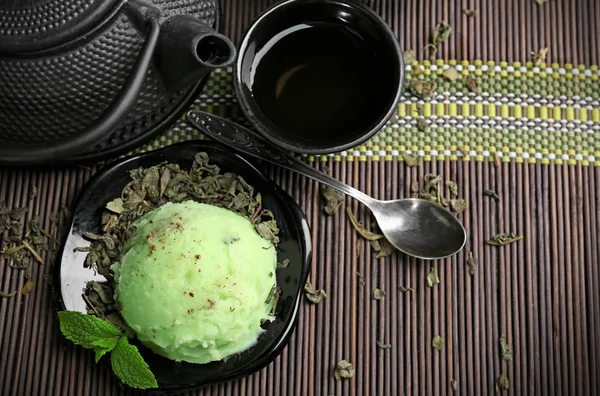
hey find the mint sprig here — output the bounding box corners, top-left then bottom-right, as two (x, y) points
(58, 310), (158, 390)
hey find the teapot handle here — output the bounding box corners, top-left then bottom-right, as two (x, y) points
(0, 0), (160, 165)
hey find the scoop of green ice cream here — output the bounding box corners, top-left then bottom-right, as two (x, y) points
(112, 201), (277, 364)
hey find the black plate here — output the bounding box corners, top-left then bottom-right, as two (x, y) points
(54, 141), (312, 393)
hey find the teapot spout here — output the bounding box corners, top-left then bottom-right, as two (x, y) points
(155, 15), (236, 93)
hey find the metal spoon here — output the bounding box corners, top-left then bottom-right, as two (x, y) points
(187, 110), (467, 260)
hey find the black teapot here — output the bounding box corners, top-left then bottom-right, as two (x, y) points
(0, 0), (235, 165)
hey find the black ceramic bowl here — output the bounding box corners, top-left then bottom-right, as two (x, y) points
(234, 0), (404, 155)
(54, 141), (312, 393)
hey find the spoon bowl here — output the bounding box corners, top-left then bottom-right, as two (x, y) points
(187, 110), (467, 260)
(370, 198), (467, 259)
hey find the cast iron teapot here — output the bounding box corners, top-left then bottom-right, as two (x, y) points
(0, 0), (235, 165)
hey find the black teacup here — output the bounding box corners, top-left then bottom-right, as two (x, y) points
(233, 0), (404, 154)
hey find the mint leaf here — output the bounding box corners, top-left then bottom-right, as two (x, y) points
(58, 311), (122, 349)
(94, 345), (113, 363)
(92, 337), (119, 363)
(111, 336), (158, 389)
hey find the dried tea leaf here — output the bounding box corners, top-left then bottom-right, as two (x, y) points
(465, 77), (479, 93)
(411, 180), (420, 194)
(346, 208), (384, 241)
(427, 267), (440, 287)
(277, 258), (290, 269)
(500, 336), (512, 361)
(105, 198), (124, 214)
(446, 180), (459, 196)
(417, 117), (428, 132)
(486, 232), (523, 246)
(463, 8), (476, 16)
(531, 47), (549, 66)
(467, 251), (478, 275)
(432, 335), (444, 350)
(496, 374), (509, 391)
(0, 290), (17, 298)
(373, 288), (386, 300)
(29, 185), (37, 201)
(334, 360), (354, 380)
(376, 341), (392, 349)
(404, 153), (422, 167)
(304, 281), (326, 304)
(357, 272), (365, 288)
(535, 0), (548, 4)
(21, 280), (35, 295)
(398, 285), (414, 293)
(371, 238), (396, 258)
(432, 21), (452, 45)
(2, 244), (24, 258)
(403, 49), (416, 64)
(23, 241), (43, 264)
(442, 67), (461, 81)
(410, 80), (436, 99)
(484, 189), (500, 201)
(450, 199), (469, 214)
(321, 186), (345, 216)
(451, 379), (458, 391)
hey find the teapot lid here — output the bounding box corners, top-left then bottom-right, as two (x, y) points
(0, 0), (120, 53)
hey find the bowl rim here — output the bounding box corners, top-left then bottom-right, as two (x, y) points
(53, 140), (312, 392)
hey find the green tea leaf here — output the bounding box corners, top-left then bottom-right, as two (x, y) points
(404, 153), (422, 167)
(465, 76), (479, 93)
(500, 336), (512, 361)
(321, 186), (345, 216)
(450, 199), (469, 214)
(373, 288), (386, 300)
(304, 281), (326, 304)
(427, 267), (440, 287)
(376, 341), (392, 349)
(29, 185), (37, 201)
(58, 311), (121, 349)
(432, 335), (444, 350)
(409, 80), (436, 99)
(445, 180), (459, 196)
(467, 251), (478, 275)
(0, 290), (17, 298)
(371, 238), (396, 258)
(333, 360), (354, 380)
(486, 232), (523, 246)
(442, 67), (461, 81)
(451, 379), (458, 391)
(432, 21), (452, 45)
(496, 374), (509, 391)
(403, 49), (416, 64)
(111, 336), (158, 389)
(21, 280), (35, 295)
(346, 208), (384, 241)
(105, 198), (124, 214)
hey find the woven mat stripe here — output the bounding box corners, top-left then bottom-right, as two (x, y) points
(132, 63), (600, 164)
(2, 161), (599, 395)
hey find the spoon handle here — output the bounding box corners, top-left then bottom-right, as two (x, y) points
(187, 110), (375, 206)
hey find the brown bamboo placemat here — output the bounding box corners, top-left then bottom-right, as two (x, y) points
(1, 1), (600, 395)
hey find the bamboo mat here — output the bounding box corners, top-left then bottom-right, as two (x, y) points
(1, 1), (600, 396)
